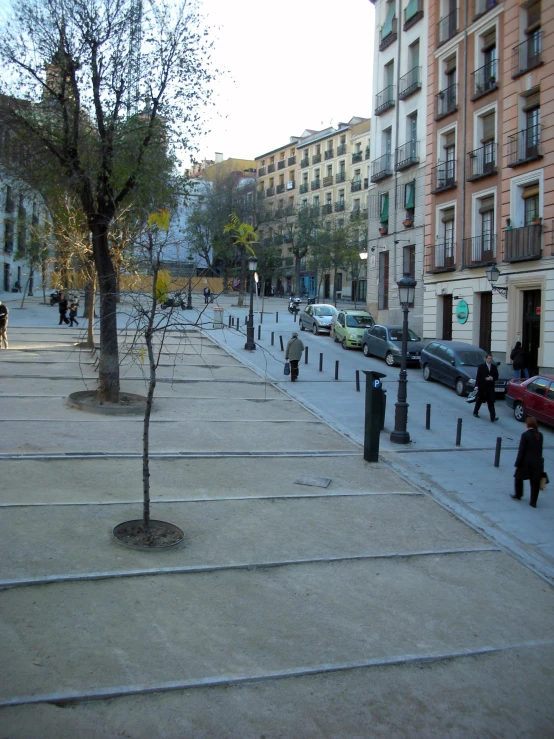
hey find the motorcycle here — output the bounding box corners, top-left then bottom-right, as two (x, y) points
(49, 290), (60, 306)
(288, 297), (301, 314)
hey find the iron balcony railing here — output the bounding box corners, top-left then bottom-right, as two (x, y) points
(375, 85), (395, 115)
(336, 172), (346, 183)
(431, 160), (456, 192)
(503, 224), (542, 262)
(311, 179), (321, 190)
(276, 183), (285, 194)
(321, 203), (333, 215)
(277, 160), (285, 170)
(311, 205), (320, 217)
(472, 59), (497, 97)
(507, 125), (541, 166)
(265, 187), (274, 197)
(462, 234), (496, 267)
(513, 32), (542, 77)
(474, 0), (497, 19)
(312, 154), (321, 164)
(324, 149), (334, 160)
(257, 167), (265, 176)
(288, 155), (296, 166)
(370, 153), (392, 183)
(437, 8), (457, 46)
(337, 143), (347, 156)
(395, 140), (419, 170)
(467, 144), (497, 180)
(299, 183), (308, 194)
(268, 163), (275, 173)
(273, 234), (284, 245)
(300, 157), (309, 168)
(379, 17), (398, 50)
(322, 175), (333, 187)
(350, 209), (364, 222)
(334, 201), (345, 212)
(351, 180), (362, 192)
(398, 66), (421, 99)
(431, 239), (456, 271)
(404, 0), (423, 28)
(352, 152), (363, 163)
(435, 83), (457, 118)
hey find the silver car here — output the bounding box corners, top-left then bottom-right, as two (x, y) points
(299, 304), (338, 335)
(362, 324), (425, 366)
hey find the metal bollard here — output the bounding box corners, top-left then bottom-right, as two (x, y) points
(356, 370), (360, 392)
(494, 437), (502, 468)
(426, 403), (431, 430)
(294, 311), (297, 323)
(257, 325), (261, 340)
(455, 418), (462, 446)
(260, 312), (263, 324)
(276, 312), (279, 323)
(279, 335), (284, 352)
(228, 315), (232, 328)
(335, 360), (339, 380)
(319, 353), (323, 372)
(271, 331), (274, 346)
(305, 346), (308, 364)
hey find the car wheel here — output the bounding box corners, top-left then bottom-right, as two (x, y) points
(385, 352), (395, 367)
(363, 343), (370, 357)
(299, 320), (305, 331)
(341, 338), (348, 350)
(312, 323), (318, 335)
(514, 401), (526, 422)
(455, 378), (466, 397)
(423, 364), (432, 381)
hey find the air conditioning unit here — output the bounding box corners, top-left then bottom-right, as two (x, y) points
(286, 181), (294, 190)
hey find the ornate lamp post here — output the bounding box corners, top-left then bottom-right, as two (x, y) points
(245, 254), (258, 350)
(390, 272), (417, 444)
(485, 263), (508, 298)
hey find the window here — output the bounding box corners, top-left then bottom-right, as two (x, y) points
(385, 60), (394, 89)
(403, 245), (416, 279)
(380, 192), (389, 224)
(378, 251), (389, 310)
(382, 0), (396, 38)
(528, 377), (549, 396)
(405, 180), (416, 217)
(522, 184), (540, 225)
(477, 195), (495, 256)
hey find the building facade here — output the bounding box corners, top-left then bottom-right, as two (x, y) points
(424, 0), (553, 372)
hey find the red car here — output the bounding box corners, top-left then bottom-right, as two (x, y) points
(505, 375), (554, 427)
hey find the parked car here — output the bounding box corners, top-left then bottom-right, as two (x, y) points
(420, 340), (511, 397)
(299, 304), (338, 334)
(362, 324), (425, 366)
(505, 375), (554, 426)
(333, 310), (374, 349)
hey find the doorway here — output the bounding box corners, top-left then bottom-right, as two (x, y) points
(442, 294), (453, 340)
(522, 289), (541, 374)
(479, 292), (492, 351)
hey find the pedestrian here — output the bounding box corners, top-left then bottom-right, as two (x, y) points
(58, 292), (70, 325)
(0, 299), (9, 349)
(473, 353), (499, 422)
(511, 416), (544, 508)
(285, 331), (304, 382)
(510, 341), (529, 379)
(203, 286), (211, 304)
(69, 300), (79, 326)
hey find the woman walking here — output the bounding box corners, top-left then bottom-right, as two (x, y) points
(511, 416), (544, 508)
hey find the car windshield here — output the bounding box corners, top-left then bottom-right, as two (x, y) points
(346, 315), (372, 328)
(389, 329), (420, 342)
(457, 351), (485, 366)
(314, 307), (335, 316)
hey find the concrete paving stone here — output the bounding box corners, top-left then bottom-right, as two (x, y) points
(0, 363), (98, 378)
(1, 645), (553, 737)
(1, 553), (554, 701)
(0, 456), (413, 505)
(0, 417), (353, 455)
(0, 495), (489, 581)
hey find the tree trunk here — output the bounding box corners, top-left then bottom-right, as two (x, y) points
(91, 221), (120, 403)
(85, 279), (96, 349)
(295, 253), (301, 296)
(237, 248), (246, 307)
(143, 329), (156, 533)
(19, 276), (31, 309)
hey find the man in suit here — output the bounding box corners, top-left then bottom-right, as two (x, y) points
(473, 353), (499, 422)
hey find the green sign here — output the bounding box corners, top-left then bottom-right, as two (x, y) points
(456, 299), (469, 324)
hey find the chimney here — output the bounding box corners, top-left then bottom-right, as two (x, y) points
(215, 152), (223, 164)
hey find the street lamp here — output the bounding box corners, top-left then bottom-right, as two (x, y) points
(390, 272), (417, 445)
(486, 263), (508, 298)
(245, 254), (258, 350)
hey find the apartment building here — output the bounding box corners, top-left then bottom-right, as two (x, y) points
(367, 0), (428, 336)
(424, 0), (554, 372)
(255, 117), (371, 299)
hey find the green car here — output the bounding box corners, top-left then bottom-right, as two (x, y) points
(333, 310), (375, 349)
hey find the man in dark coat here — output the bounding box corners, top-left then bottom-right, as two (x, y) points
(58, 293), (69, 325)
(473, 353), (499, 422)
(511, 416), (544, 507)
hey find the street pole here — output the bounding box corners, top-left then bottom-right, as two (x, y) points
(244, 258), (257, 350)
(186, 271), (193, 310)
(390, 304), (410, 444)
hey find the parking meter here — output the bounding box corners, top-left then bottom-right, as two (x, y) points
(362, 371), (387, 463)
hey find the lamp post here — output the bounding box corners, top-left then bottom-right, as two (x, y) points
(186, 256), (194, 310)
(390, 272), (417, 444)
(486, 263), (508, 298)
(245, 254), (258, 350)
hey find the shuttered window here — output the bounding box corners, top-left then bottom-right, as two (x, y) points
(522, 184), (540, 199)
(444, 56), (457, 74)
(441, 207), (455, 223)
(380, 192), (389, 223)
(481, 113), (495, 142)
(522, 91), (540, 112)
(478, 196), (494, 214)
(481, 29), (496, 51)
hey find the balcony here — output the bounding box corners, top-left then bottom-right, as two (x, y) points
(265, 187), (274, 197)
(257, 167), (265, 176)
(337, 143), (347, 156)
(300, 157), (309, 168)
(288, 155), (296, 166)
(395, 140), (419, 171)
(276, 183), (285, 194)
(365, 148), (370, 160)
(507, 125), (541, 167)
(398, 66), (421, 100)
(299, 183), (309, 194)
(429, 239), (456, 273)
(504, 224), (542, 262)
(257, 188), (265, 199)
(322, 175), (333, 187)
(283, 232), (293, 243)
(268, 163), (275, 173)
(277, 160), (285, 170)
(273, 234), (284, 246)
(435, 84), (457, 119)
(462, 234), (496, 268)
(431, 160), (456, 193)
(471, 60), (497, 98)
(352, 152), (363, 164)
(467, 144), (497, 180)
(351, 180), (362, 192)
(336, 172), (346, 183)
(334, 201), (345, 212)
(370, 153), (392, 183)
(311, 179), (321, 191)
(379, 17), (397, 51)
(513, 32), (542, 78)
(324, 149), (334, 160)
(474, 0), (497, 20)
(312, 154), (322, 165)
(404, 0), (423, 30)
(437, 8), (457, 47)
(286, 181), (295, 190)
(350, 209), (364, 222)
(321, 203), (333, 215)
(375, 85), (395, 116)
(311, 205), (320, 217)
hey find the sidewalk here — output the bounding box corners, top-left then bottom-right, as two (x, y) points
(0, 300), (553, 736)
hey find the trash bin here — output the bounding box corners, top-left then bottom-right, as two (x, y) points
(213, 306), (224, 328)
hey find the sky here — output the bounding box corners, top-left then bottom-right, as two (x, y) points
(195, 0), (375, 164)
